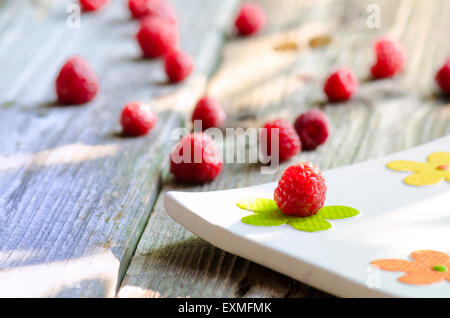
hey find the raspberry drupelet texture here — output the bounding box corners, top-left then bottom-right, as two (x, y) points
(191, 96), (226, 130)
(294, 109), (330, 150)
(370, 38), (407, 79)
(55, 56), (99, 105)
(80, 0), (109, 11)
(164, 50), (194, 83)
(136, 17), (179, 58)
(260, 119), (301, 162)
(274, 162), (327, 217)
(323, 67), (358, 102)
(234, 2), (266, 36)
(170, 133), (223, 183)
(120, 102), (157, 136)
(435, 58), (450, 95)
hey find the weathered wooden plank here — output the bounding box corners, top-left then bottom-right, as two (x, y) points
(118, 0), (450, 298)
(0, 0), (238, 297)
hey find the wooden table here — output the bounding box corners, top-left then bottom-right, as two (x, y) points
(0, 0), (449, 297)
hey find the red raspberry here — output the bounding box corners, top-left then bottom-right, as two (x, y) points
(170, 133), (223, 183)
(120, 102), (157, 136)
(234, 2), (266, 36)
(79, 0), (109, 11)
(323, 67), (358, 102)
(191, 96), (226, 130)
(164, 50), (194, 83)
(260, 119), (301, 162)
(370, 38), (407, 79)
(274, 162), (327, 217)
(435, 58), (450, 95)
(136, 17), (179, 58)
(294, 109), (330, 150)
(55, 56), (99, 105)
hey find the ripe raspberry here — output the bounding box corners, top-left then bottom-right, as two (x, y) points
(370, 38), (407, 79)
(294, 109), (330, 150)
(260, 119), (301, 162)
(80, 0), (109, 11)
(164, 50), (194, 83)
(274, 162), (327, 217)
(170, 133), (223, 183)
(140, 1), (178, 24)
(129, 0), (158, 19)
(120, 102), (157, 136)
(191, 96), (226, 130)
(435, 58), (450, 95)
(136, 17), (179, 58)
(323, 67), (358, 102)
(55, 56), (99, 105)
(234, 2), (266, 36)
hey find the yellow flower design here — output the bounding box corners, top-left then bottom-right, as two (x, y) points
(387, 152), (450, 186)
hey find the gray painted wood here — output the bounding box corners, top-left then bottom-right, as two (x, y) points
(118, 0), (450, 298)
(0, 0), (239, 297)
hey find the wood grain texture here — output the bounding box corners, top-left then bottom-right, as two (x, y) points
(118, 0), (450, 298)
(0, 0), (238, 297)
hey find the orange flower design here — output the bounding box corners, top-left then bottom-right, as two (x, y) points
(371, 250), (450, 285)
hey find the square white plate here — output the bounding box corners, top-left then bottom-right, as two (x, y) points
(164, 136), (450, 297)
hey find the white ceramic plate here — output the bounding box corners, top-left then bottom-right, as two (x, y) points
(164, 136), (450, 298)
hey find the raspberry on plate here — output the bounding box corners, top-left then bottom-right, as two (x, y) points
(234, 2), (266, 36)
(80, 0), (109, 12)
(370, 38), (407, 79)
(274, 162), (327, 217)
(55, 56), (99, 105)
(120, 101), (157, 136)
(164, 50), (194, 83)
(136, 17), (179, 58)
(294, 109), (330, 150)
(191, 96), (226, 130)
(323, 67), (358, 102)
(170, 133), (223, 183)
(435, 58), (450, 95)
(259, 119), (301, 162)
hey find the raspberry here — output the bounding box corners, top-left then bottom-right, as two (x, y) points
(234, 2), (266, 36)
(79, 0), (109, 11)
(55, 56), (99, 105)
(140, 1), (178, 24)
(294, 109), (330, 150)
(136, 17), (179, 58)
(274, 162), (327, 217)
(370, 38), (407, 79)
(259, 119), (301, 162)
(435, 58), (450, 95)
(323, 67), (358, 102)
(164, 50), (194, 83)
(170, 133), (223, 183)
(191, 96), (226, 130)
(120, 102), (157, 136)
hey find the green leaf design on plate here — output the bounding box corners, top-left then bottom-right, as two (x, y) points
(241, 212), (289, 226)
(317, 205), (360, 219)
(237, 198), (359, 233)
(237, 197), (280, 213)
(288, 215), (332, 232)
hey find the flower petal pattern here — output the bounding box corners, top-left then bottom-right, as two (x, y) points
(288, 215), (331, 232)
(241, 212), (289, 227)
(237, 198), (280, 213)
(371, 250), (450, 286)
(237, 198), (359, 233)
(318, 206), (360, 219)
(386, 152), (450, 186)
(386, 160), (432, 173)
(410, 250), (449, 266)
